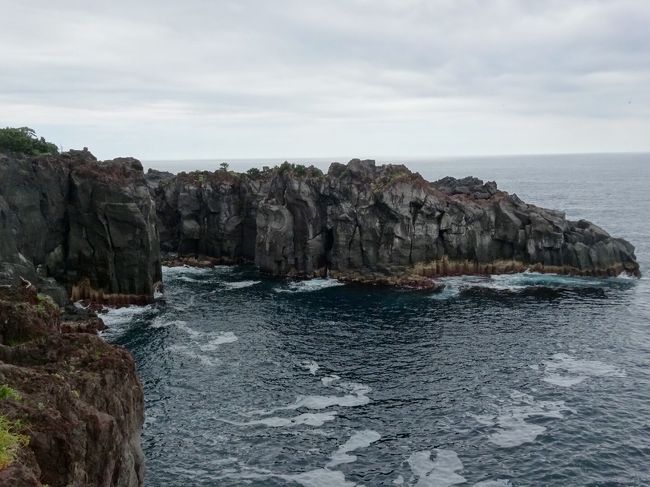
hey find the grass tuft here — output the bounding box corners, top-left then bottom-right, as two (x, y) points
(0, 415), (29, 470)
(0, 385), (21, 401)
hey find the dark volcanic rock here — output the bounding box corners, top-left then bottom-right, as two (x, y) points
(148, 160), (640, 280)
(0, 284), (144, 486)
(0, 150), (162, 304)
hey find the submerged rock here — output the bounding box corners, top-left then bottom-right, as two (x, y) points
(147, 160), (640, 282)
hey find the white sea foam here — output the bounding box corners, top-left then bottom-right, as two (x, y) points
(490, 272), (602, 288)
(162, 265), (213, 276)
(281, 468), (357, 487)
(150, 317), (187, 329)
(100, 305), (154, 327)
(327, 430), (381, 468)
(275, 278), (345, 293)
(472, 390), (574, 448)
(429, 284), (461, 300)
(245, 381), (371, 417)
(219, 411), (338, 428)
(473, 481), (512, 486)
(407, 449), (466, 487)
(539, 353), (625, 387)
(301, 360), (320, 375)
(321, 374), (341, 386)
(542, 374), (588, 387)
(199, 332), (238, 351)
(222, 280), (261, 290)
(290, 382), (371, 410)
(174, 321), (202, 338)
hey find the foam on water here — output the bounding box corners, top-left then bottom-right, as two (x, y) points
(473, 481), (512, 486)
(199, 332), (238, 351)
(218, 411), (338, 428)
(244, 380), (371, 418)
(429, 284), (461, 301)
(540, 353), (626, 387)
(289, 381), (371, 410)
(301, 360), (320, 375)
(432, 272), (622, 298)
(162, 265), (213, 276)
(222, 280), (261, 290)
(281, 468), (357, 487)
(99, 305), (154, 327)
(490, 272), (604, 289)
(321, 374), (341, 386)
(471, 391), (574, 448)
(150, 317), (187, 329)
(407, 449), (466, 487)
(327, 430), (381, 467)
(275, 278), (345, 293)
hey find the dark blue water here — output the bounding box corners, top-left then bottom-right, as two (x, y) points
(108, 154), (650, 486)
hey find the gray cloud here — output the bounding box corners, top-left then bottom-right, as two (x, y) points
(0, 0), (648, 159)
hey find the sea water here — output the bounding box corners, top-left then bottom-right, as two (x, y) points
(106, 153), (650, 486)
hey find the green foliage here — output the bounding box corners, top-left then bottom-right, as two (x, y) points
(246, 167), (261, 178)
(219, 162), (230, 171)
(0, 415), (29, 469)
(0, 127), (58, 155)
(0, 385), (21, 401)
(277, 161), (321, 178)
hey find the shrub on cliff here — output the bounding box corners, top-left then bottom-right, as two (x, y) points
(0, 127), (58, 155)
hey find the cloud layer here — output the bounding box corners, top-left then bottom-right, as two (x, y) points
(1, 0), (648, 160)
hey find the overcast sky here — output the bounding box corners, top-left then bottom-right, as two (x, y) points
(1, 0), (649, 160)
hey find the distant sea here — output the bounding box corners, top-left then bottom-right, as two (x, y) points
(110, 153), (649, 486)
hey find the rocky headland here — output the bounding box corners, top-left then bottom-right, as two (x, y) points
(0, 145), (641, 486)
(146, 159), (640, 285)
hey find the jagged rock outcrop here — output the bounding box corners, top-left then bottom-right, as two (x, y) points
(0, 284), (144, 486)
(148, 159), (640, 280)
(0, 149), (162, 305)
(0, 148), (153, 485)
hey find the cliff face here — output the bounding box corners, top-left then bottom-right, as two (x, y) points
(0, 285), (144, 486)
(0, 149), (159, 485)
(0, 150), (162, 305)
(148, 159), (640, 279)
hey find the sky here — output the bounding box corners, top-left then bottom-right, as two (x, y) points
(1, 0), (649, 161)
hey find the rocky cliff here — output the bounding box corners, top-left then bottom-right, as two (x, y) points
(0, 149), (158, 485)
(0, 284), (144, 486)
(0, 149), (162, 305)
(147, 159), (640, 281)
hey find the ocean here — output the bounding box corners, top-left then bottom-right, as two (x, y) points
(106, 153), (650, 486)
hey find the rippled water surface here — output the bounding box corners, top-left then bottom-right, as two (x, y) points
(109, 154), (650, 486)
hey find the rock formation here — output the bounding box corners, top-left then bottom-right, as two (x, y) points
(0, 148), (157, 485)
(0, 149), (162, 305)
(147, 159), (640, 281)
(0, 284), (144, 486)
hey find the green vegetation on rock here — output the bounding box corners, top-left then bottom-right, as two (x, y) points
(0, 415), (29, 469)
(0, 127), (58, 156)
(0, 385), (21, 401)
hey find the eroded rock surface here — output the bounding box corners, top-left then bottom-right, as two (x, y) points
(0, 149), (162, 305)
(0, 285), (144, 487)
(148, 159), (639, 280)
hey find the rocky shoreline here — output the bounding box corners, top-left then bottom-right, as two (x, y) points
(0, 148), (641, 485)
